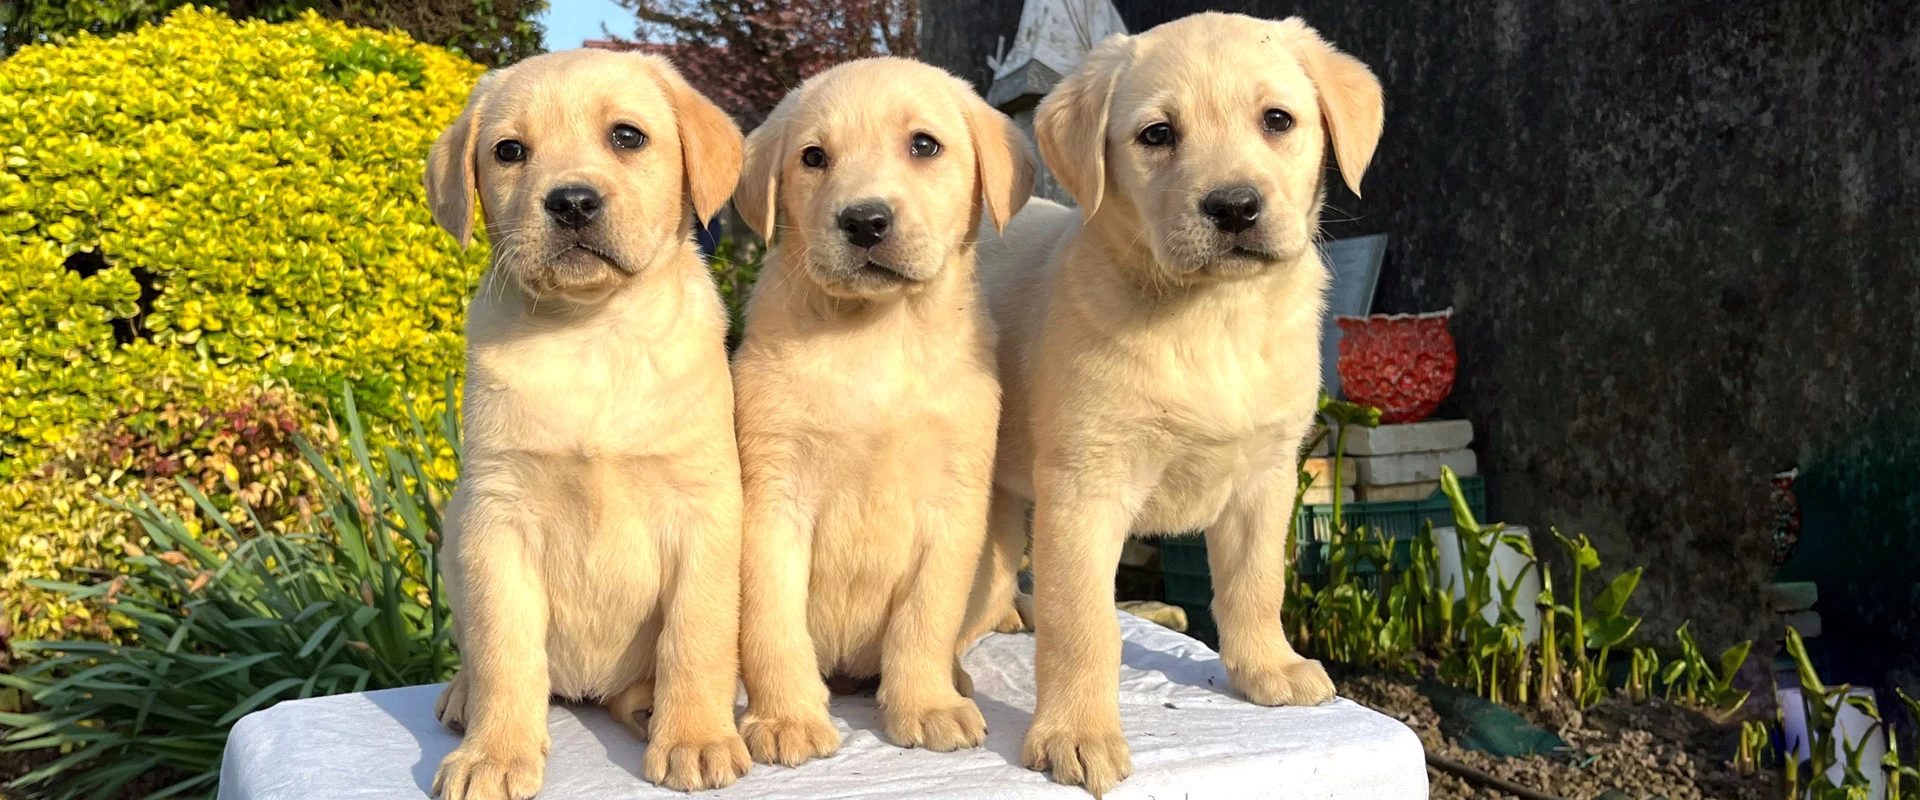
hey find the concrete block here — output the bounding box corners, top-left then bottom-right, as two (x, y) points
(1357, 481), (1441, 503)
(1783, 610), (1822, 639)
(1353, 448), (1478, 485)
(1769, 581), (1819, 613)
(1339, 419), (1473, 456)
(1302, 486), (1356, 505)
(1303, 457), (1358, 486)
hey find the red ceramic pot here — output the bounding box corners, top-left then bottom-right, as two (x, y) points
(1335, 310), (1457, 424)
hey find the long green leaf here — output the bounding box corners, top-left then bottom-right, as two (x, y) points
(1592, 567), (1642, 619)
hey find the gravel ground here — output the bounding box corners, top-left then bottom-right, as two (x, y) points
(1340, 671), (1776, 800)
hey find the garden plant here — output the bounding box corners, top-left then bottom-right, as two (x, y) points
(1, 387), (459, 799)
(0, 8), (485, 644)
(1279, 435), (1912, 798)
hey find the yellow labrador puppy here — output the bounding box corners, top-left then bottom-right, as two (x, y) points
(962, 13), (1384, 796)
(422, 49), (748, 797)
(731, 57), (1034, 766)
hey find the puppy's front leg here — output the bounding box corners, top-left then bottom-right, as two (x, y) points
(433, 507), (551, 800)
(738, 469), (840, 766)
(1021, 470), (1143, 797)
(647, 489), (751, 791)
(879, 487), (991, 752)
(1207, 467), (1335, 707)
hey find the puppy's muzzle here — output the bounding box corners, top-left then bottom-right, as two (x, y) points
(545, 184), (604, 230)
(1200, 185), (1262, 234)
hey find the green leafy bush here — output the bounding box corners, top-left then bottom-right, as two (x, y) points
(0, 8), (487, 478)
(0, 388), (458, 800)
(0, 9), (485, 642)
(1, 0), (547, 66)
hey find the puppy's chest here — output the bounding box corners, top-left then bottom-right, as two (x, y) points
(1113, 326), (1318, 532)
(796, 342), (993, 432)
(1124, 329), (1317, 439)
(474, 335), (708, 453)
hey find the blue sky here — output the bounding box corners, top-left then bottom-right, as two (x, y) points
(540, 0), (641, 51)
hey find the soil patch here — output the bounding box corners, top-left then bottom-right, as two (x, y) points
(1339, 669), (1776, 800)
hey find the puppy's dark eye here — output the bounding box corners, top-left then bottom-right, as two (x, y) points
(611, 124), (647, 150)
(801, 146), (828, 168)
(493, 140), (528, 163)
(909, 133), (941, 158)
(1137, 123), (1175, 148)
(1263, 108), (1295, 133)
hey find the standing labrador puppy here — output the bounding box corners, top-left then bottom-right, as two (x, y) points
(731, 58), (1034, 766)
(961, 14), (1384, 796)
(423, 49), (748, 798)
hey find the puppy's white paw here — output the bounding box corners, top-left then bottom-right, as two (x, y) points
(645, 725), (751, 791)
(740, 706), (841, 766)
(435, 671), (470, 732)
(885, 699), (987, 752)
(1231, 655), (1336, 707)
(432, 736), (547, 800)
(1022, 721), (1132, 797)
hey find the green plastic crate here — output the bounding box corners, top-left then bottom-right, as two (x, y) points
(1161, 475), (1487, 639)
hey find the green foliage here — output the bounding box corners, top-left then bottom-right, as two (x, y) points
(707, 234), (764, 351)
(2, 380), (325, 644)
(0, 387), (457, 800)
(1315, 393), (1381, 529)
(1283, 463), (1760, 716)
(0, 9), (488, 477)
(1661, 621), (1752, 718)
(1734, 718), (1772, 774)
(1, 0), (547, 66)
(1782, 627), (1889, 799)
(0, 9), (484, 642)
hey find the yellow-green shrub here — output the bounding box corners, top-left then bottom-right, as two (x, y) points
(0, 7), (487, 480)
(2, 379), (324, 642)
(0, 9), (488, 642)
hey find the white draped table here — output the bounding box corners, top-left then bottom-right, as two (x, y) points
(219, 612), (1427, 799)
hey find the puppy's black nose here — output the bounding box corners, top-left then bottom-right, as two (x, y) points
(1200, 186), (1262, 234)
(544, 185), (602, 230)
(837, 202), (892, 249)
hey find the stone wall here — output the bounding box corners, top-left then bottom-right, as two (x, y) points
(920, 0), (1920, 687)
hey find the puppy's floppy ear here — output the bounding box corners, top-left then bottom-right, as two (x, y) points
(735, 92), (798, 243)
(1034, 34), (1132, 220)
(647, 57), (744, 224)
(962, 90), (1036, 232)
(424, 71), (498, 249)
(1286, 20), (1384, 197)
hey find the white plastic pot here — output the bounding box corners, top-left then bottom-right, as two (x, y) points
(1779, 686), (1888, 799)
(1431, 524), (1542, 644)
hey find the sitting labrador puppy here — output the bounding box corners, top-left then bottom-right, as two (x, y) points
(730, 57), (1034, 766)
(960, 13), (1385, 796)
(422, 49), (748, 798)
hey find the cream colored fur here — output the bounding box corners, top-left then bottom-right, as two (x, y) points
(421, 49), (749, 797)
(960, 14), (1386, 796)
(731, 58), (1035, 766)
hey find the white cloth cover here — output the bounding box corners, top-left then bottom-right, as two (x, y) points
(219, 612), (1427, 799)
